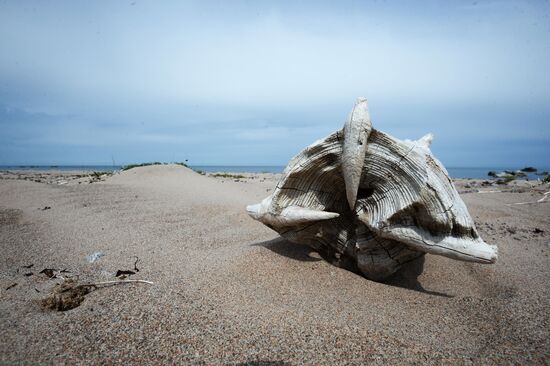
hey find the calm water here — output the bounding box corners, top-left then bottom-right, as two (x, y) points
(0, 165), (122, 172)
(1, 165), (547, 179)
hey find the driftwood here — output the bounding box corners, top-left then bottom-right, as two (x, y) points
(247, 98), (497, 280)
(506, 191), (550, 206)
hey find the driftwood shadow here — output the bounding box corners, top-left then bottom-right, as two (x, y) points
(252, 237), (322, 262)
(381, 256), (454, 298)
(253, 237), (453, 298)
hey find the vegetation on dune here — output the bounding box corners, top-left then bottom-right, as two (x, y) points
(87, 171), (113, 183)
(121, 162), (164, 171)
(211, 173), (246, 179)
(91, 171), (112, 179)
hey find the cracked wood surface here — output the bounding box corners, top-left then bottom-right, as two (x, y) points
(247, 99), (497, 280)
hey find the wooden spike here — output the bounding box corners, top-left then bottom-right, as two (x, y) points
(342, 97), (372, 210)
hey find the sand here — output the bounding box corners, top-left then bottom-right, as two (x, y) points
(0, 165), (548, 365)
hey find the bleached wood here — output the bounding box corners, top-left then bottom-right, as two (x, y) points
(506, 191), (550, 205)
(247, 198), (340, 227)
(417, 133), (434, 147)
(342, 97), (372, 210)
(247, 98), (498, 280)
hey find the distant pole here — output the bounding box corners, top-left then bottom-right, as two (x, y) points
(111, 154), (116, 168)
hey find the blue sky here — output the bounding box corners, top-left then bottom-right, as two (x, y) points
(0, 0), (549, 167)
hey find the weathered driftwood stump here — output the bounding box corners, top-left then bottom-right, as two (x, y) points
(247, 98), (497, 280)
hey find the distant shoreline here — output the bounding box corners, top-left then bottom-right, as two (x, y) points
(0, 165), (548, 180)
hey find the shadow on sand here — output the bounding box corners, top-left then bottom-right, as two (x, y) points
(382, 256), (454, 298)
(252, 237), (323, 263)
(253, 237), (453, 298)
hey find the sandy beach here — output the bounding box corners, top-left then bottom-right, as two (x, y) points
(1, 164), (548, 365)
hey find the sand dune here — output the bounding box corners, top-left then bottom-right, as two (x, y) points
(1, 165), (548, 364)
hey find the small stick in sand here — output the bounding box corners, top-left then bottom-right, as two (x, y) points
(506, 191), (550, 206)
(89, 279), (153, 286)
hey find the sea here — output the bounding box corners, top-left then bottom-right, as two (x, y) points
(1, 165), (548, 180)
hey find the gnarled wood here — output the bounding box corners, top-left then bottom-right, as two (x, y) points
(247, 98), (497, 280)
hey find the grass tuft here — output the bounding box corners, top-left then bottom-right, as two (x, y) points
(211, 173), (246, 179)
(121, 162), (164, 171)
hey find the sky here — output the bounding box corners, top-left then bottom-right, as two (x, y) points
(0, 0), (549, 167)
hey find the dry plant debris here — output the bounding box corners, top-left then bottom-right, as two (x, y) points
(115, 270), (136, 277)
(39, 268), (57, 278)
(42, 279), (95, 311)
(41, 278), (153, 311)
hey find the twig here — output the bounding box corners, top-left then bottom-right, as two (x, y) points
(85, 279), (153, 287)
(476, 190), (501, 194)
(506, 191), (550, 206)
